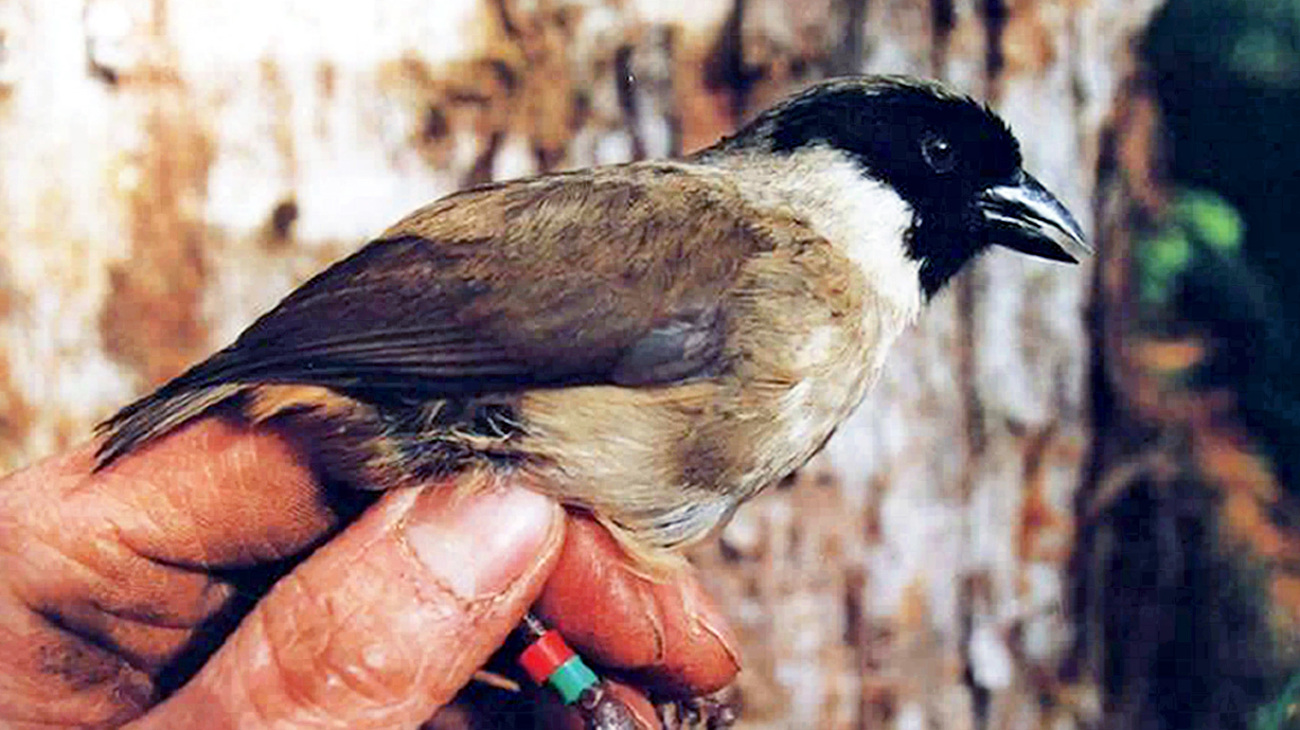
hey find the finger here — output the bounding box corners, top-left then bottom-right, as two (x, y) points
(0, 418), (357, 706)
(535, 517), (740, 696)
(9, 418), (345, 571)
(134, 477), (565, 729)
(0, 419), (340, 725)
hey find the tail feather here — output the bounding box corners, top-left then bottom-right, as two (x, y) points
(94, 383), (245, 470)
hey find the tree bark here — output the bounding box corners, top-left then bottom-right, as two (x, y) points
(0, 0), (1162, 727)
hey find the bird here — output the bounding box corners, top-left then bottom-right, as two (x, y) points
(95, 75), (1088, 571)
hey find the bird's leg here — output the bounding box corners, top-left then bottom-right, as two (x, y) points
(655, 693), (738, 730)
(515, 612), (639, 730)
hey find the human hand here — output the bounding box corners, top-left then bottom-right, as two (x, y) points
(0, 418), (739, 728)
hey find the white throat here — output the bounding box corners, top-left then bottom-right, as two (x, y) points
(701, 146), (925, 324)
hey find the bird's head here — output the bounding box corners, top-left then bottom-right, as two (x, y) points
(709, 76), (1090, 297)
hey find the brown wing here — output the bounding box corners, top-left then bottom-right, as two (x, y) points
(97, 164), (776, 463)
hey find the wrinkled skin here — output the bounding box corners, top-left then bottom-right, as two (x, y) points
(0, 419), (739, 729)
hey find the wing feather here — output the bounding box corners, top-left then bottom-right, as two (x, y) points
(97, 164), (777, 464)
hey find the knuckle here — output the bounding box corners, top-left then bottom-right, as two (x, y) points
(257, 572), (425, 714)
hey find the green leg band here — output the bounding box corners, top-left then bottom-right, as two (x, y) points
(548, 655), (599, 705)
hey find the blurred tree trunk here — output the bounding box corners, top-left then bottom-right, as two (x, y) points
(0, 0), (1160, 727)
(1069, 50), (1298, 730)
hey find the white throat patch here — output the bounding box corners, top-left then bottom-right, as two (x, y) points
(704, 146), (924, 324)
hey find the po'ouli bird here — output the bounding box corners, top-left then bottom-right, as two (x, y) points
(95, 75), (1087, 720)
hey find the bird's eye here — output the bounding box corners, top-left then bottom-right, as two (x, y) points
(921, 131), (957, 174)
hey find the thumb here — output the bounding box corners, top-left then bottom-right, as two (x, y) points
(133, 479), (565, 729)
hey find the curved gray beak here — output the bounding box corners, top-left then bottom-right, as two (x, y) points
(978, 172), (1090, 263)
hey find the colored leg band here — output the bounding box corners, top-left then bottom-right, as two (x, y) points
(518, 629), (599, 705)
(548, 656), (600, 705)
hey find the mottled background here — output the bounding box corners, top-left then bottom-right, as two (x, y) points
(7, 1), (1298, 729)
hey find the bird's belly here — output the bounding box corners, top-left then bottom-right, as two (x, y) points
(512, 325), (886, 557)
(730, 331), (883, 499)
(512, 241), (909, 557)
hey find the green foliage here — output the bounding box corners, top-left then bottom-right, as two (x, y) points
(1178, 190), (1246, 252)
(1148, 0), (1300, 88)
(1145, 0), (1300, 501)
(1232, 28), (1300, 86)
(1138, 4), (1300, 727)
(1254, 671), (1300, 730)
(1137, 189), (1245, 306)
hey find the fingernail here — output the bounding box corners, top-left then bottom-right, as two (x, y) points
(688, 588), (743, 676)
(404, 482), (558, 600)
